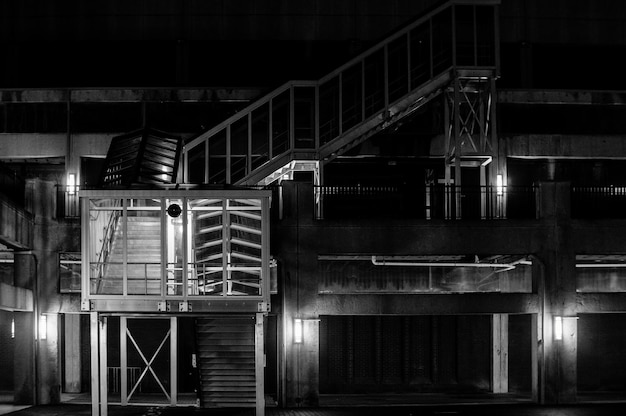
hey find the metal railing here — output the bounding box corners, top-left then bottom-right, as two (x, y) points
(56, 185), (80, 218)
(572, 186), (626, 218)
(315, 184), (537, 220)
(183, 0), (499, 186)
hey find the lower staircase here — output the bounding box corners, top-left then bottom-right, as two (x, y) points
(195, 316), (257, 408)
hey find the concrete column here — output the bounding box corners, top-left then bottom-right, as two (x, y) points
(13, 251), (35, 405)
(537, 182), (577, 404)
(64, 314), (82, 393)
(280, 182), (319, 407)
(13, 311), (34, 404)
(492, 314), (508, 393)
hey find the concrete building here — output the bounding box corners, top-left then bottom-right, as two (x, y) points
(2, 1), (626, 415)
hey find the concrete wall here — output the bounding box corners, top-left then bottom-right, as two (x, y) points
(273, 181), (622, 405)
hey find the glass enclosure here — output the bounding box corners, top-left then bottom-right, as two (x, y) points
(82, 190), (270, 303)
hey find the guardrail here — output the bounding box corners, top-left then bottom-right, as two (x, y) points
(316, 184), (537, 220)
(572, 186), (626, 218)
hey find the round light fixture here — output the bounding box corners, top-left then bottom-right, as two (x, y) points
(167, 203), (182, 218)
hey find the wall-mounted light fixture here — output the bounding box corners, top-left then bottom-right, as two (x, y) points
(39, 315), (47, 340)
(496, 174), (504, 196)
(67, 173), (77, 195)
(294, 318), (303, 344)
(554, 316), (563, 341)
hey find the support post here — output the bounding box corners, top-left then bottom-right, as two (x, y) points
(492, 313), (508, 393)
(120, 317), (127, 406)
(90, 312), (99, 416)
(255, 313), (265, 416)
(64, 314), (82, 393)
(531, 313), (540, 403)
(453, 78), (462, 220)
(480, 164), (487, 219)
(99, 316), (108, 416)
(170, 317), (178, 406)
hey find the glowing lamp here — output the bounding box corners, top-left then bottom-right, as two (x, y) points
(39, 315), (47, 340)
(554, 316), (563, 341)
(496, 174), (504, 196)
(67, 173), (77, 195)
(294, 318), (303, 344)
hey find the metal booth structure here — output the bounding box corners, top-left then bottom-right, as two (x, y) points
(80, 189), (271, 416)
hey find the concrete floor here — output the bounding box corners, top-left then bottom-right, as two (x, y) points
(4, 403), (626, 416)
(2, 391), (626, 416)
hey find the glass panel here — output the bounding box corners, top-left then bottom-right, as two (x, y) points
(577, 268), (626, 292)
(229, 210), (262, 268)
(387, 34), (409, 103)
(196, 268), (223, 295)
(476, 5), (496, 66)
(410, 22), (431, 88)
(187, 142), (206, 184)
(341, 63), (363, 133)
(364, 49), (385, 119)
(89, 204), (123, 295)
(318, 260), (532, 293)
(231, 117), (249, 183)
(59, 252), (81, 294)
(191, 198), (224, 268)
(189, 198), (224, 295)
(294, 87), (315, 149)
(272, 90), (290, 156)
(432, 7), (453, 73)
(251, 103), (270, 169)
(455, 5), (475, 66)
(319, 76), (340, 145)
(208, 129), (227, 184)
(126, 208), (162, 295)
(229, 270), (261, 296)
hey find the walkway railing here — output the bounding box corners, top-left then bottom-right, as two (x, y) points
(315, 184), (536, 220)
(183, 0), (499, 187)
(572, 186), (626, 218)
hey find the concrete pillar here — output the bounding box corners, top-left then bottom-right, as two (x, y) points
(13, 311), (34, 404)
(492, 314), (508, 393)
(280, 182), (319, 407)
(64, 314), (82, 393)
(13, 251), (35, 405)
(536, 182), (577, 404)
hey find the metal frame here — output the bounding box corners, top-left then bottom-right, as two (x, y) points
(80, 189), (271, 313)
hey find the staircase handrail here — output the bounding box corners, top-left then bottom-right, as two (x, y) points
(93, 200), (122, 292)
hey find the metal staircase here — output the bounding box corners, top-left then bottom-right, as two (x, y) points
(195, 316), (257, 408)
(183, 0), (500, 188)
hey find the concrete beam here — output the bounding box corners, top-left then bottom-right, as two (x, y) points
(0, 282), (33, 311)
(315, 293), (539, 315)
(506, 134), (626, 159)
(0, 88), (262, 103)
(498, 90), (626, 106)
(0, 199), (32, 250)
